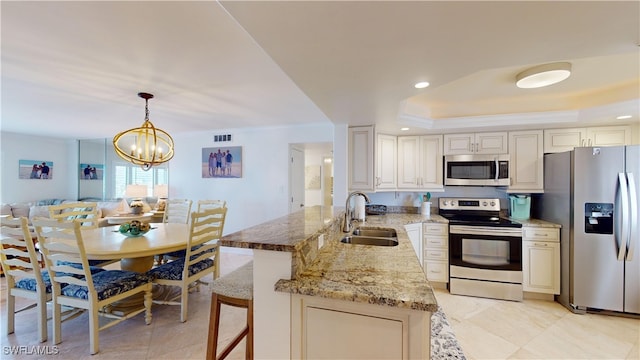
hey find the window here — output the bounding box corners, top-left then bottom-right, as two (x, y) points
(113, 162), (168, 198)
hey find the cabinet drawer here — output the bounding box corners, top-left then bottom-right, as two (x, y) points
(423, 223), (447, 235)
(424, 235), (448, 248)
(523, 227), (559, 242)
(424, 249), (447, 261)
(424, 261), (448, 282)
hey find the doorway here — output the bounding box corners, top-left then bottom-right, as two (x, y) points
(289, 142), (333, 213)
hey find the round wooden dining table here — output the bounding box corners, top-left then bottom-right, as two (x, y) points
(80, 223), (190, 272)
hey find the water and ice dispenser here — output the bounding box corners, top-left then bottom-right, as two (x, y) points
(584, 202), (613, 234)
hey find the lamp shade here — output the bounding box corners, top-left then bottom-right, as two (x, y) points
(154, 184), (169, 198)
(125, 184), (148, 198)
(515, 62), (571, 89)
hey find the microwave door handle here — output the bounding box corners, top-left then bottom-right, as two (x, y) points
(494, 158), (499, 181)
(626, 173), (637, 261)
(618, 173), (629, 261)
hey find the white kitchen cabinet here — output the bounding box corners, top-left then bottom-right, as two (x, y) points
(404, 223), (422, 264)
(508, 130), (543, 193)
(522, 227), (560, 294)
(376, 134), (397, 190)
(397, 135), (444, 190)
(291, 294), (430, 360)
(348, 125), (375, 191)
(423, 223), (448, 283)
(443, 132), (508, 155)
(543, 125), (631, 153)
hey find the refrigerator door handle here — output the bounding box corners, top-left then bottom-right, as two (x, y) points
(618, 173), (629, 261)
(626, 172), (637, 261)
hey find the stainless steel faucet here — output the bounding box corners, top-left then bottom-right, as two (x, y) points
(343, 191), (371, 232)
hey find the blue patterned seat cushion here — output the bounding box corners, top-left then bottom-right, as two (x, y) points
(61, 270), (152, 301)
(163, 244), (213, 259)
(147, 258), (214, 281)
(58, 259), (114, 267)
(15, 271), (54, 293)
(14, 264), (106, 293)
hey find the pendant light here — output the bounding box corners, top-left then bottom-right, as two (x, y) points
(113, 92), (174, 171)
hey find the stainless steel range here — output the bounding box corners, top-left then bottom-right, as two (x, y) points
(439, 197), (523, 301)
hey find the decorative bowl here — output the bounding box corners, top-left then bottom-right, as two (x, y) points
(118, 220), (152, 237)
(122, 230), (149, 238)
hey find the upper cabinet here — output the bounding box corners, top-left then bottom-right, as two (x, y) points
(397, 135), (444, 190)
(544, 125), (632, 153)
(443, 132), (508, 155)
(348, 126), (375, 191)
(375, 134), (397, 190)
(508, 130), (543, 193)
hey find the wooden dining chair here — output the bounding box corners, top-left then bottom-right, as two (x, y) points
(49, 201), (119, 267)
(158, 199), (194, 264)
(197, 200), (226, 211)
(1, 216), (50, 342)
(33, 218), (153, 355)
(48, 201), (100, 229)
(147, 207), (227, 322)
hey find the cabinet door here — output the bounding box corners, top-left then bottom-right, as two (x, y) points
(443, 133), (474, 155)
(523, 241), (560, 294)
(348, 126), (375, 191)
(419, 135), (443, 189)
(587, 125), (631, 147)
(397, 136), (420, 188)
(509, 130), (543, 192)
(475, 132), (508, 154)
(376, 134), (397, 189)
(404, 223), (422, 264)
(543, 128), (586, 153)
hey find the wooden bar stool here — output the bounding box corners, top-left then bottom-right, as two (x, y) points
(206, 261), (253, 360)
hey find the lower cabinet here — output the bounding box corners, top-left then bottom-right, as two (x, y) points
(404, 223), (422, 264)
(423, 223), (449, 283)
(522, 227), (560, 294)
(291, 295), (430, 359)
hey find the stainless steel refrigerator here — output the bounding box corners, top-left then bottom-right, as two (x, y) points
(534, 145), (639, 314)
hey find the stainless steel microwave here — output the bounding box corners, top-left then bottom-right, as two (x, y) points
(444, 154), (510, 186)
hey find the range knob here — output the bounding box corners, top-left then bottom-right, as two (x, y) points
(490, 201), (496, 207)
(442, 200), (448, 206)
(451, 201), (456, 207)
(482, 201), (488, 207)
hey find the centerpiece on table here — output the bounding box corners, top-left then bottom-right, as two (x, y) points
(119, 220), (151, 237)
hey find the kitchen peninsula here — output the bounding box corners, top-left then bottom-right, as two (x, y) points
(219, 206), (438, 359)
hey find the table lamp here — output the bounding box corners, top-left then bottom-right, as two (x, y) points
(153, 184), (169, 211)
(125, 184), (148, 214)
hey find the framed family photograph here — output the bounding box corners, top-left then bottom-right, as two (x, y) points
(19, 160), (53, 179)
(202, 146), (242, 178)
(80, 163), (104, 180)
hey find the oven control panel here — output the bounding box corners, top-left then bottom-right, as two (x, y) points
(439, 197), (500, 211)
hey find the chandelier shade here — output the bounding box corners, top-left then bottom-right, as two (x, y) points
(113, 92), (174, 171)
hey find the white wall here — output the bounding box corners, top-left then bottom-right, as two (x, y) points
(0, 132), (77, 204)
(169, 123), (334, 234)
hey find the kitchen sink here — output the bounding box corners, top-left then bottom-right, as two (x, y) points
(352, 227), (397, 238)
(340, 235), (398, 247)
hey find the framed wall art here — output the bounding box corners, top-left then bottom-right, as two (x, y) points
(202, 146), (242, 178)
(80, 163), (104, 180)
(19, 160), (53, 179)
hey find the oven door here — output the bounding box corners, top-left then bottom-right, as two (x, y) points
(449, 225), (522, 271)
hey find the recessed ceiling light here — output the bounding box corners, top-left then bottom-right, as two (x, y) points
(516, 62), (571, 89)
(400, 127), (410, 131)
(616, 115), (632, 120)
(414, 82), (430, 89)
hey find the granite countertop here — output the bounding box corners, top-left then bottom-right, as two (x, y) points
(509, 217), (562, 228)
(275, 213), (439, 312)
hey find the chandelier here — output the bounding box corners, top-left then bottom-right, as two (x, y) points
(113, 92), (174, 171)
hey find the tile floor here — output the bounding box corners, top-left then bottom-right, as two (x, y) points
(1, 248), (638, 359)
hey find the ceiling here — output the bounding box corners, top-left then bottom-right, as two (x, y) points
(1, 1), (639, 140)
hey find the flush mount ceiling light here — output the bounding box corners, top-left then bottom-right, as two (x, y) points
(414, 81), (430, 89)
(113, 92), (174, 171)
(515, 62), (572, 89)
